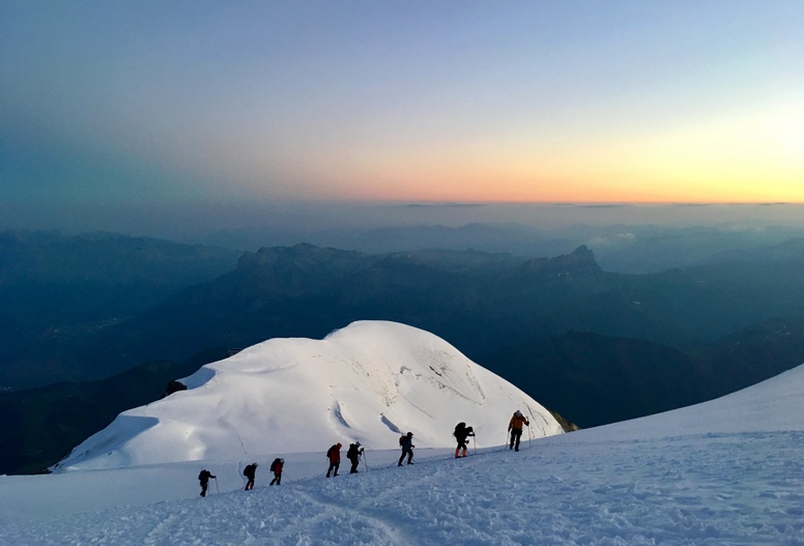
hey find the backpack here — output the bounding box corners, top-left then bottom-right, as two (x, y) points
(399, 435), (405, 446)
(270, 459), (278, 472)
(454, 422), (466, 436)
(198, 470), (205, 481)
(326, 445), (335, 458)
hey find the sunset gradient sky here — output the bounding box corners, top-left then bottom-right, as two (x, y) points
(3, 0), (804, 224)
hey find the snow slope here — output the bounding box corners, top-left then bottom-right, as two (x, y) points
(0, 334), (801, 544)
(54, 321), (563, 470)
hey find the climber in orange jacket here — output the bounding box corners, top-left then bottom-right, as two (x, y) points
(508, 410), (530, 452)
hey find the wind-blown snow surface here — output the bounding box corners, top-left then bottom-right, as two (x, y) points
(53, 321), (563, 470)
(1, 349), (803, 543)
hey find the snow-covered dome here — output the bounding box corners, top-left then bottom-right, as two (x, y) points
(55, 321), (563, 470)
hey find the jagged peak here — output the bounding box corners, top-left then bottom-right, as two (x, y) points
(521, 245), (600, 274)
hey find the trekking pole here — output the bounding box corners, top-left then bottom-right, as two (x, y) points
(214, 477), (220, 494)
(528, 426), (532, 450)
(362, 451), (369, 471)
(472, 435), (477, 455)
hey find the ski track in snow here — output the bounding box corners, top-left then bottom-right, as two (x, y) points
(2, 430), (803, 545)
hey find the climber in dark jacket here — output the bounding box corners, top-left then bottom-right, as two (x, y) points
(198, 469), (216, 497)
(398, 432), (414, 466)
(453, 422), (475, 458)
(347, 442), (364, 474)
(243, 462), (258, 490)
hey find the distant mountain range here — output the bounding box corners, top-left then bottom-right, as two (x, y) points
(3, 230), (804, 474)
(0, 231), (239, 389)
(79, 241), (804, 374)
(197, 221), (804, 273)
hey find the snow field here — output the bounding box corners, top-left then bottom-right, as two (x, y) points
(2, 428), (802, 545)
(1, 328), (803, 544)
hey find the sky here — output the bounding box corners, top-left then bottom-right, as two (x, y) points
(2, 1), (804, 235)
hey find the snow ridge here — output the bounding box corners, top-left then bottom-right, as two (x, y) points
(54, 321), (563, 471)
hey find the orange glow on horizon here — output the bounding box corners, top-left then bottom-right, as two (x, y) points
(309, 100), (804, 205)
(326, 158), (804, 204)
(237, 99), (804, 205)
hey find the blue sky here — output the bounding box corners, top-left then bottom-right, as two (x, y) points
(2, 1), (804, 234)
